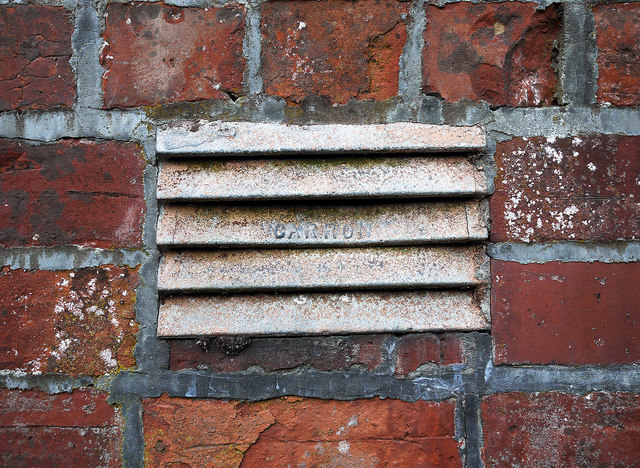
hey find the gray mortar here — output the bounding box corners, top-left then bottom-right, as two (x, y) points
(243, 1), (263, 95)
(485, 365), (640, 394)
(557, 2), (597, 105)
(109, 393), (145, 468)
(135, 140), (170, 371)
(0, 109), (150, 142)
(0, 371), (93, 393)
(489, 106), (640, 139)
(398, 0), (426, 107)
(489, 241), (640, 263)
(0, 246), (147, 270)
(72, 1), (104, 109)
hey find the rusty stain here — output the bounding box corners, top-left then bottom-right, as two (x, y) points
(157, 246), (485, 292)
(157, 290), (489, 336)
(156, 121), (486, 154)
(157, 201), (487, 247)
(157, 157), (487, 201)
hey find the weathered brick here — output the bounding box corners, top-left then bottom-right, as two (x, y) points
(0, 6), (75, 111)
(491, 135), (640, 242)
(0, 389), (121, 467)
(492, 261), (640, 365)
(170, 335), (387, 372)
(594, 3), (640, 106)
(0, 267), (138, 375)
(144, 396), (461, 467)
(102, 2), (245, 108)
(262, 0), (409, 105)
(483, 392), (640, 467)
(395, 334), (464, 376)
(0, 139), (145, 248)
(423, 3), (559, 107)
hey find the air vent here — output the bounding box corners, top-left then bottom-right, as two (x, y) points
(156, 121), (489, 336)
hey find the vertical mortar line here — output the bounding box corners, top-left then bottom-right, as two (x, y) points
(397, 0), (426, 106)
(454, 397), (468, 466)
(462, 393), (484, 468)
(71, 0), (105, 110)
(134, 138), (170, 371)
(114, 393), (145, 468)
(243, 0), (264, 96)
(557, 1), (597, 106)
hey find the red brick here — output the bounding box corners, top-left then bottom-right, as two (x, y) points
(423, 3), (559, 107)
(0, 267), (138, 376)
(262, 0), (409, 105)
(395, 334), (464, 376)
(0, 389), (121, 467)
(594, 3), (640, 106)
(491, 261), (640, 365)
(144, 396), (461, 467)
(0, 6), (75, 111)
(491, 135), (640, 242)
(170, 335), (387, 372)
(0, 139), (145, 248)
(102, 2), (245, 108)
(483, 392), (640, 467)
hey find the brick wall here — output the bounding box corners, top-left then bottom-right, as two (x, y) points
(1, 1), (639, 466)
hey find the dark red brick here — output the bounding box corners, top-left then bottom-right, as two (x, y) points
(0, 139), (145, 248)
(423, 3), (559, 107)
(594, 3), (640, 106)
(102, 2), (245, 108)
(491, 135), (640, 242)
(0, 6), (75, 111)
(144, 396), (461, 467)
(0, 389), (121, 467)
(492, 261), (640, 365)
(395, 334), (464, 376)
(483, 392), (640, 467)
(0, 267), (138, 376)
(170, 335), (387, 372)
(262, 0), (409, 105)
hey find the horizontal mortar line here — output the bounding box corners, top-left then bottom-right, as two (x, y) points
(484, 365), (640, 394)
(0, 246), (149, 271)
(489, 106), (640, 138)
(0, 373), (94, 393)
(488, 241), (640, 263)
(110, 370), (467, 401)
(0, 108), (151, 142)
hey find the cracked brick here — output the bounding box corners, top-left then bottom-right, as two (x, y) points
(101, 2), (245, 108)
(0, 5), (74, 111)
(262, 0), (409, 105)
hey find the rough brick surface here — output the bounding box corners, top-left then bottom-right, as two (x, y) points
(102, 2), (245, 108)
(491, 135), (640, 242)
(0, 6), (75, 111)
(0, 139), (145, 248)
(170, 335), (387, 372)
(483, 392), (640, 467)
(423, 3), (559, 107)
(145, 396), (461, 467)
(395, 334), (464, 376)
(594, 3), (640, 106)
(0, 267), (138, 375)
(492, 261), (640, 365)
(0, 389), (121, 467)
(262, 0), (409, 105)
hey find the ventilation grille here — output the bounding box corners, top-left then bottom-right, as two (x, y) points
(156, 121), (489, 337)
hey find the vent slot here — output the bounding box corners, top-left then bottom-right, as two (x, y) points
(156, 121), (489, 337)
